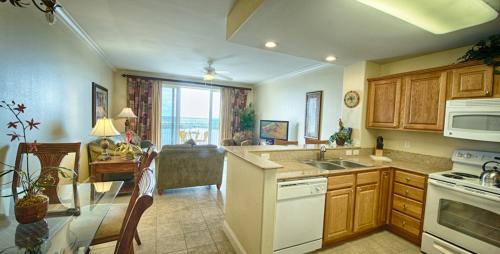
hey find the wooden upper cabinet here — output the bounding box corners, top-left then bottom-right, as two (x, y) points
(367, 78), (402, 128)
(451, 65), (493, 99)
(402, 71), (447, 131)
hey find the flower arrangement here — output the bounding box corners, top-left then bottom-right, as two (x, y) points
(458, 34), (500, 74)
(0, 100), (73, 224)
(329, 119), (352, 146)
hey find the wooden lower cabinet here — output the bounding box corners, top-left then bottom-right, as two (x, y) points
(353, 183), (379, 232)
(323, 168), (427, 247)
(323, 188), (355, 242)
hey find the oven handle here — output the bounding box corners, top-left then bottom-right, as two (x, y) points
(429, 179), (500, 202)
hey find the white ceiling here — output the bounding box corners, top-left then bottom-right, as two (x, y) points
(58, 0), (324, 84)
(229, 0), (500, 66)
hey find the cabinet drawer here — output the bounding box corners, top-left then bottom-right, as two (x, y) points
(393, 182), (424, 202)
(328, 174), (355, 190)
(394, 170), (426, 189)
(356, 171), (380, 185)
(391, 210), (421, 238)
(392, 194), (423, 219)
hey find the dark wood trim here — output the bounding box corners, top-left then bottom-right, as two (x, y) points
(121, 74), (252, 91)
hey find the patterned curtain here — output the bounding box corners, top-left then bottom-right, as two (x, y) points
(220, 88), (249, 143)
(127, 78), (155, 140)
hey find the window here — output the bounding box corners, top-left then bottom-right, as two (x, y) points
(161, 85), (220, 146)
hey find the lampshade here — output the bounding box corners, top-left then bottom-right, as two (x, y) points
(91, 118), (120, 137)
(117, 107), (137, 118)
(357, 0), (498, 34)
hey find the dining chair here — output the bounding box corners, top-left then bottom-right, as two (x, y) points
(90, 150), (158, 248)
(12, 142), (81, 214)
(114, 167), (155, 254)
(305, 138), (329, 144)
(274, 140), (299, 145)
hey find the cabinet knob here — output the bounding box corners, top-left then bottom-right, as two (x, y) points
(486, 90), (490, 95)
(405, 190), (409, 195)
(403, 204), (407, 210)
(405, 177), (411, 182)
(402, 221), (406, 227)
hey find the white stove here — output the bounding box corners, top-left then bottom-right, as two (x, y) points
(422, 150), (500, 254)
(429, 149), (500, 195)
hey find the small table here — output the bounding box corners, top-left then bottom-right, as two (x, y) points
(0, 181), (123, 253)
(89, 156), (140, 193)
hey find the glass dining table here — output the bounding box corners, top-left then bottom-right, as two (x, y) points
(0, 181), (123, 254)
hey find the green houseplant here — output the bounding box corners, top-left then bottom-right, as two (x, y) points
(238, 103), (256, 132)
(458, 34), (500, 74)
(0, 100), (73, 224)
(329, 119), (352, 146)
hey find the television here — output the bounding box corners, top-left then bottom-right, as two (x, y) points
(260, 120), (289, 141)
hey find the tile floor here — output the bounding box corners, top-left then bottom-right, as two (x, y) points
(91, 182), (420, 254)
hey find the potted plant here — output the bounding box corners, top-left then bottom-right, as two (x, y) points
(235, 103), (256, 143)
(458, 34), (500, 74)
(329, 119), (352, 146)
(0, 100), (73, 224)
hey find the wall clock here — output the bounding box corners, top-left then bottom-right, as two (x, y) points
(344, 90), (360, 108)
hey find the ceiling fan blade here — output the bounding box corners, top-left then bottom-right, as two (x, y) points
(216, 73), (233, 81)
(216, 70), (230, 74)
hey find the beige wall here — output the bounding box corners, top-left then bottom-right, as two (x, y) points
(366, 46), (499, 157)
(0, 7), (114, 181)
(254, 65), (344, 143)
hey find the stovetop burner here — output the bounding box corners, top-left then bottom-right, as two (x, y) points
(442, 173), (464, 179)
(452, 172), (479, 178)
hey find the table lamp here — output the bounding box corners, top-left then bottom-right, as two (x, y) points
(91, 117), (120, 160)
(117, 107), (137, 132)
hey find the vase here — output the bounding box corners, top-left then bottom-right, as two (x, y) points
(15, 195), (49, 224)
(336, 139), (345, 146)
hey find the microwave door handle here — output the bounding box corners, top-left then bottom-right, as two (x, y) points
(429, 179), (500, 202)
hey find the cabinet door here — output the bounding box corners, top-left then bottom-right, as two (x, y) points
(378, 169), (391, 225)
(323, 188), (355, 242)
(353, 183), (379, 232)
(367, 78), (402, 128)
(451, 65), (493, 99)
(402, 71), (447, 131)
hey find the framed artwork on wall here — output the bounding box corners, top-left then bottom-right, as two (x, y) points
(92, 82), (108, 127)
(304, 90), (323, 139)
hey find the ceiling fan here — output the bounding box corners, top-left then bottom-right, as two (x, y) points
(202, 60), (233, 81)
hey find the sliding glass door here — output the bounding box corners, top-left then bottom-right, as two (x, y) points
(161, 84), (220, 146)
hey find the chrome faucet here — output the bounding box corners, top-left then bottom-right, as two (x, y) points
(319, 145), (327, 161)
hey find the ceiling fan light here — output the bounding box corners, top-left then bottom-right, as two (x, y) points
(357, 0), (498, 34)
(203, 73), (215, 81)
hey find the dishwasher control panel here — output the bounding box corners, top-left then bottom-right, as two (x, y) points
(277, 177), (327, 200)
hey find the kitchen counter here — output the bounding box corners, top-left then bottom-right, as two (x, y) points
(276, 155), (450, 180)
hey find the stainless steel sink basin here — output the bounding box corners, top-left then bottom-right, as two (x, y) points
(326, 160), (368, 169)
(302, 159), (368, 171)
(303, 161), (346, 170)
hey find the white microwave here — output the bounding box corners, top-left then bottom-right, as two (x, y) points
(444, 99), (500, 142)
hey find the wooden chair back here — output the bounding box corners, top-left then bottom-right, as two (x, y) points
(274, 140), (299, 145)
(139, 146), (158, 170)
(305, 138), (329, 145)
(115, 168), (155, 254)
(12, 142), (81, 205)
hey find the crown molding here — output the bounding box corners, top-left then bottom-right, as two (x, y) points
(55, 6), (115, 71)
(256, 63), (332, 86)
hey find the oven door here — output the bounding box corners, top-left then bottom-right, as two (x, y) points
(423, 179), (500, 254)
(444, 110), (500, 142)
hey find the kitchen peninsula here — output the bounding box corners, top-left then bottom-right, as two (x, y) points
(222, 145), (451, 254)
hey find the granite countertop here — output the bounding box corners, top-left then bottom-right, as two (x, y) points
(223, 144), (359, 170)
(276, 155), (451, 180)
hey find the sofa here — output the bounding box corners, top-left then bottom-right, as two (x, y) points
(156, 144), (225, 194)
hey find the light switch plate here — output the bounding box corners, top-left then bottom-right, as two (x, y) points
(353, 150), (360, 155)
(261, 153), (270, 160)
(345, 150), (353, 156)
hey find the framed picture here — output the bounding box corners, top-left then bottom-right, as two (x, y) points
(260, 120), (289, 140)
(304, 91), (323, 139)
(92, 82), (108, 127)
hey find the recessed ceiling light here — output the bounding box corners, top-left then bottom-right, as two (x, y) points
(265, 41), (278, 48)
(357, 0), (498, 34)
(325, 55), (337, 62)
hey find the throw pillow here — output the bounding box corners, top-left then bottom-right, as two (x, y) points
(184, 138), (196, 146)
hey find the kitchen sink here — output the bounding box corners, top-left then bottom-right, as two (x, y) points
(302, 159), (368, 171)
